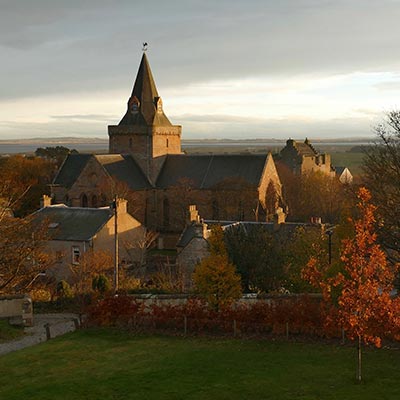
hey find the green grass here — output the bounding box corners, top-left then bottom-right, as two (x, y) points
(0, 319), (25, 343)
(330, 152), (366, 176)
(1, 329), (400, 399)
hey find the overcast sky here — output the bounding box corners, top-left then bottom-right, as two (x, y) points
(1, 0), (400, 140)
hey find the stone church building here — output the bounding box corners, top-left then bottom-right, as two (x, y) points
(51, 53), (283, 247)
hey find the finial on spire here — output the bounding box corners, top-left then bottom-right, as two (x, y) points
(142, 42), (148, 52)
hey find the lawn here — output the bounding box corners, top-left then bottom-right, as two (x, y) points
(0, 329), (399, 400)
(0, 319), (25, 343)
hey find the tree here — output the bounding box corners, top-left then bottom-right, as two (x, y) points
(283, 226), (327, 293)
(0, 155), (55, 218)
(0, 216), (53, 294)
(35, 146), (77, 166)
(193, 226), (242, 309)
(303, 188), (399, 382)
(363, 110), (400, 262)
(69, 250), (113, 295)
(225, 224), (284, 292)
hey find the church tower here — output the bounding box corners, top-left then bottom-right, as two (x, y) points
(108, 53), (182, 183)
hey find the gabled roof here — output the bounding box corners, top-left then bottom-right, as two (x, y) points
(53, 154), (92, 189)
(156, 154), (268, 189)
(334, 166), (347, 175)
(52, 154), (152, 190)
(176, 223), (207, 248)
(94, 154), (152, 190)
(34, 205), (112, 241)
(118, 53), (172, 127)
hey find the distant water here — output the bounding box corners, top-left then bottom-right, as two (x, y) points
(0, 143), (108, 155)
(0, 140), (374, 155)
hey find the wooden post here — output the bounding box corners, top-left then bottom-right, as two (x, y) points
(286, 322), (289, 340)
(44, 323), (51, 340)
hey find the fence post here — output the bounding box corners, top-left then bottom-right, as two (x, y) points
(183, 315), (187, 336)
(233, 320), (237, 337)
(44, 323), (51, 340)
(286, 322), (289, 340)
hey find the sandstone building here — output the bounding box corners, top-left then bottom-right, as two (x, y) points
(279, 138), (335, 177)
(51, 53), (283, 247)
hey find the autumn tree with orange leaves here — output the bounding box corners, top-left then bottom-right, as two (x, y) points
(303, 187), (399, 382)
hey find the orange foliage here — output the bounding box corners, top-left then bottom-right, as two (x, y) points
(304, 187), (400, 346)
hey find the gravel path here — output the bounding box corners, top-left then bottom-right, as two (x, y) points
(0, 313), (80, 356)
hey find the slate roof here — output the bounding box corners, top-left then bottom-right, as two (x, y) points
(334, 166), (346, 175)
(53, 154), (92, 188)
(118, 53), (172, 127)
(156, 154), (268, 189)
(33, 205), (112, 241)
(53, 154), (152, 190)
(294, 142), (318, 156)
(94, 154), (152, 190)
(176, 223), (207, 248)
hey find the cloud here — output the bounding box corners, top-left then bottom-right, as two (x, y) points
(1, 0), (400, 101)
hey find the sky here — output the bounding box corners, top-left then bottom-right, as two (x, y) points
(1, 0), (400, 140)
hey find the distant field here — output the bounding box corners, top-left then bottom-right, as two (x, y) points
(1, 329), (400, 399)
(330, 152), (365, 176)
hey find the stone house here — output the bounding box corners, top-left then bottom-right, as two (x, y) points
(279, 138), (336, 177)
(51, 53), (284, 247)
(33, 196), (145, 282)
(335, 166), (353, 184)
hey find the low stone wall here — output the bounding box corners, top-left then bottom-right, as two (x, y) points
(128, 293), (322, 310)
(0, 295), (33, 327)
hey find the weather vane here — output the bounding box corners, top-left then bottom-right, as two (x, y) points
(142, 42), (148, 52)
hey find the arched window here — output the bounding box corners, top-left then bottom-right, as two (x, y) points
(92, 195), (98, 208)
(64, 194), (69, 206)
(212, 199), (219, 220)
(163, 197), (170, 228)
(81, 194), (88, 208)
(101, 194), (107, 207)
(166, 138), (169, 148)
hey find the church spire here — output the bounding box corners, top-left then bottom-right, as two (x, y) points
(118, 53), (171, 127)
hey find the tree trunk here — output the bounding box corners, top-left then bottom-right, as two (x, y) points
(357, 335), (362, 382)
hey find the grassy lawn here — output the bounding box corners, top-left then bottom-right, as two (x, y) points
(0, 319), (25, 343)
(0, 329), (399, 400)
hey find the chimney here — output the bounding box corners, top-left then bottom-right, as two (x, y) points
(273, 207), (286, 231)
(40, 195), (52, 208)
(188, 205), (200, 224)
(111, 198), (128, 215)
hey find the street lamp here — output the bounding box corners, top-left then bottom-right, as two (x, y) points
(325, 228), (334, 265)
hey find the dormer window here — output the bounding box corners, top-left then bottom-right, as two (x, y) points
(129, 96), (140, 113)
(155, 97), (163, 113)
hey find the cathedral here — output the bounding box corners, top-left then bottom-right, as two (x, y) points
(51, 53), (283, 247)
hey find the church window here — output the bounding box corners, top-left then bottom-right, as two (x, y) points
(163, 197), (170, 228)
(81, 194), (88, 208)
(166, 138), (169, 148)
(238, 201), (245, 221)
(92, 195), (98, 208)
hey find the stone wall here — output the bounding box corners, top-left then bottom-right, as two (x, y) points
(0, 295), (33, 326)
